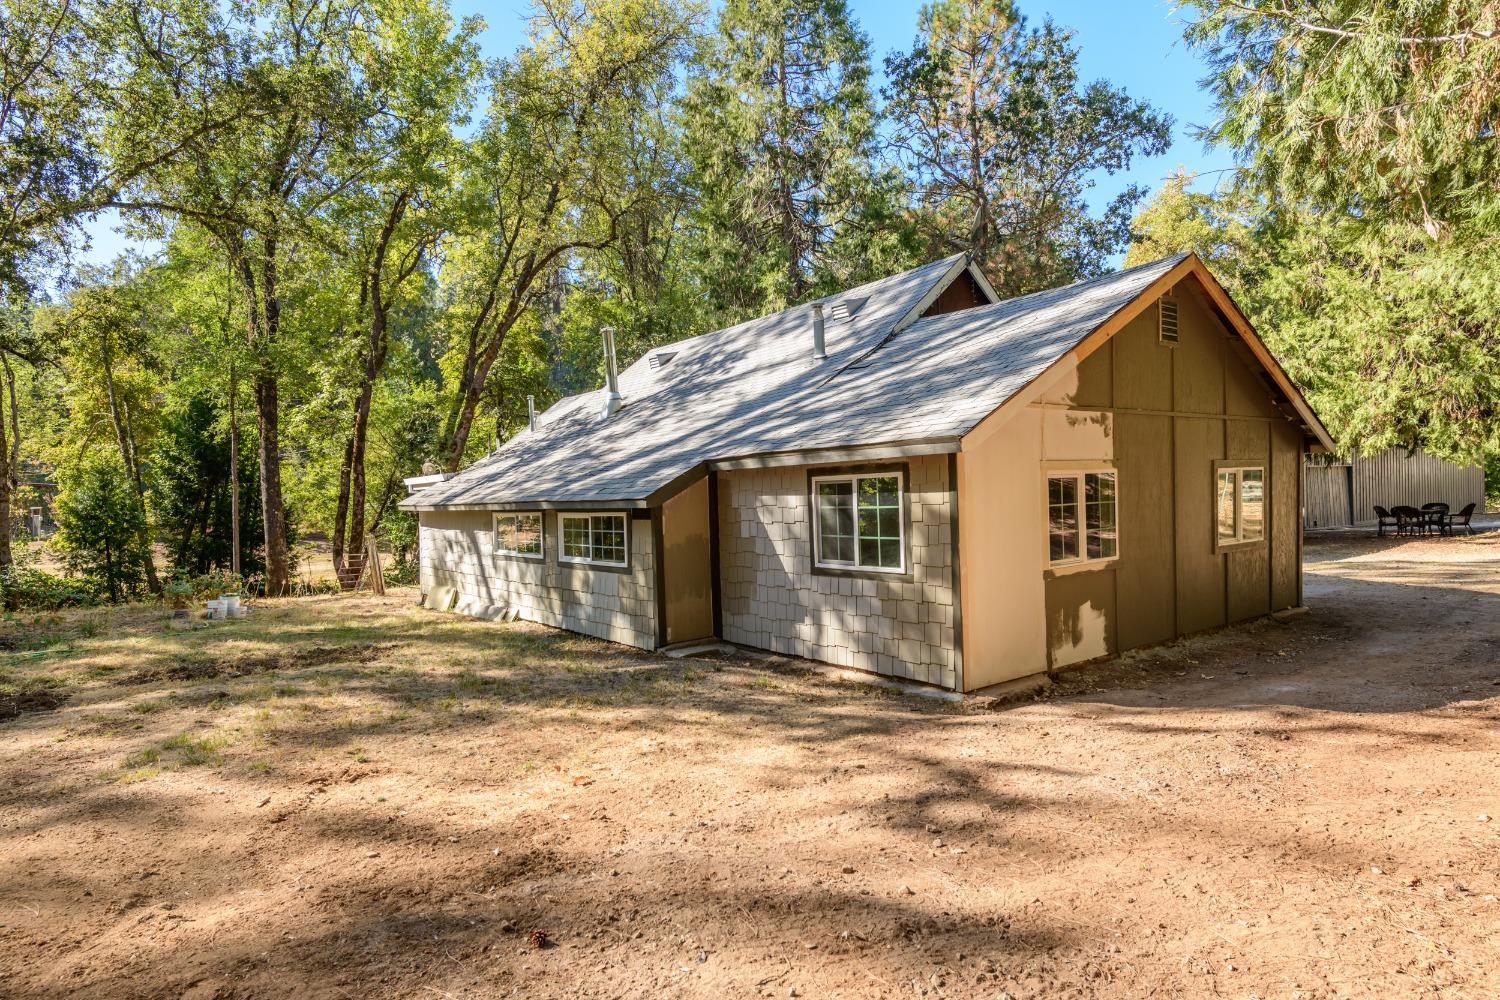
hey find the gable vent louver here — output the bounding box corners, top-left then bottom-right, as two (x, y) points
(1158, 295), (1180, 344)
(648, 351), (677, 371)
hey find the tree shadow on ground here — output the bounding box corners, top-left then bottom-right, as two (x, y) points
(4, 547), (1500, 998)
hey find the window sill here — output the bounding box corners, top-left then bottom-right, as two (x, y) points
(811, 562), (912, 581)
(1045, 557), (1119, 578)
(495, 551), (544, 562)
(1215, 537), (1266, 553)
(558, 556), (631, 573)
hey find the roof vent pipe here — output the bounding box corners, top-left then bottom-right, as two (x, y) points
(811, 302), (827, 361)
(601, 325), (622, 418)
(526, 394), (538, 433)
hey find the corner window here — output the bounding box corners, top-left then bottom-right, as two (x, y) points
(1216, 467), (1265, 545)
(494, 512), (543, 558)
(560, 513), (627, 566)
(812, 472), (904, 572)
(1047, 471), (1117, 566)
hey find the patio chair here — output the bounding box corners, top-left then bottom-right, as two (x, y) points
(1373, 505), (1400, 537)
(1422, 502), (1450, 535)
(1445, 502), (1477, 535)
(1391, 505), (1427, 536)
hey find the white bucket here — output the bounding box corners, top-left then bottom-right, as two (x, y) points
(221, 594), (241, 615)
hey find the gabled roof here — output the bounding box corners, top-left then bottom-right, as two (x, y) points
(403, 252), (1330, 511)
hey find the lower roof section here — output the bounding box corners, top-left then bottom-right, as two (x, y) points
(401, 438), (961, 512)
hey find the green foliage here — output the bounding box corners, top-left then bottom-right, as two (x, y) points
(52, 455), (151, 603)
(167, 570), (245, 601)
(0, 566), (97, 611)
(1248, 219), (1500, 462)
(884, 0), (1171, 296)
(28, 0), (1494, 580)
(0, 1), (163, 291)
(1181, 1), (1500, 235)
(682, 0), (884, 318)
(154, 393), (264, 576)
(1168, 4), (1500, 465)
(1124, 169), (1255, 278)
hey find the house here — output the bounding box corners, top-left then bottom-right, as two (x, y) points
(1303, 448), (1484, 529)
(400, 252), (1333, 693)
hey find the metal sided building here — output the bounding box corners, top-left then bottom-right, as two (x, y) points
(1303, 449), (1485, 529)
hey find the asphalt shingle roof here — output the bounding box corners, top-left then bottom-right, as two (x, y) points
(403, 252), (1189, 510)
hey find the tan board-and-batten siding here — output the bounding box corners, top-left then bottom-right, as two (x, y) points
(418, 509), (656, 648)
(958, 277), (1306, 690)
(1303, 449), (1485, 528)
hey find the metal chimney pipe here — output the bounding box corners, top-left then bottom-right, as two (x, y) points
(601, 326), (623, 417)
(526, 394), (538, 432)
(811, 303), (827, 361)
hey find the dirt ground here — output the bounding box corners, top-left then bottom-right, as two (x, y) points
(2, 529), (1498, 999)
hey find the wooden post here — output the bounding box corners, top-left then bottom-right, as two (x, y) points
(363, 533), (385, 596)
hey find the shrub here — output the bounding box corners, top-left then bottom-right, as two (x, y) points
(174, 570), (246, 601)
(385, 557), (419, 586)
(52, 456), (152, 603)
(0, 566), (99, 611)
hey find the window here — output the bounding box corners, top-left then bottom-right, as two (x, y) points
(493, 512), (543, 558)
(812, 472), (904, 572)
(1216, 467), (1265, 545)
(1047, 471), (1117, 566)
(559, 513), (627, 566)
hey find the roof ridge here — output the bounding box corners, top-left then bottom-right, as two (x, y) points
(830, 252), (1191, 378)
(620, 252), (971, 368)
(402, 252), (1214, 511)
(978, 251), (1189, 312)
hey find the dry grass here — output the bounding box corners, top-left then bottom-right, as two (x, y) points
(2, 547), (1499, 1000)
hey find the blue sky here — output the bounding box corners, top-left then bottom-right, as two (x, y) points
(75, 0), (1234, 272)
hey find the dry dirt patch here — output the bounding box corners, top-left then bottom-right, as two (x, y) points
(1, 538), (1499, 999)
(123, 641), (397, 685)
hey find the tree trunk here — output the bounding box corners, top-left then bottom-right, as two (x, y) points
(254, 371), (290, 595)
(442, 300), (523, 472)
(99, 333), (161, 594)
(437, 183), (572, 472)
(252, 244), (291, 597)
(347, 367), (378, 561)
(0, 360), (11, 570)
(2, 354), (17, 490)
(331, 434), (353, 578)
(104, 538), (117, 604)
(229, 362), (240, 577)
(445, 376), (485, 473)
(774, 34), (802, 302)
(346, 189), (411, 571)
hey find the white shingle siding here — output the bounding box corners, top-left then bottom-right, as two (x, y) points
(717, 456), (959, 690)
(419, 510), (656, 649)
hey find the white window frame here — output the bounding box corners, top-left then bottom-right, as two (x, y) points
(558, 512), (629, 567)
(1045, 468), (1120, 569)
(811, 471), (906, 574)
(493, 511), (544, 560)
(1215, 465), (1266, 547)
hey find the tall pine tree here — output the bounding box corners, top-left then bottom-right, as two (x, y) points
(683, 0), (882, 319)
(884, 0), (1171, 297)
